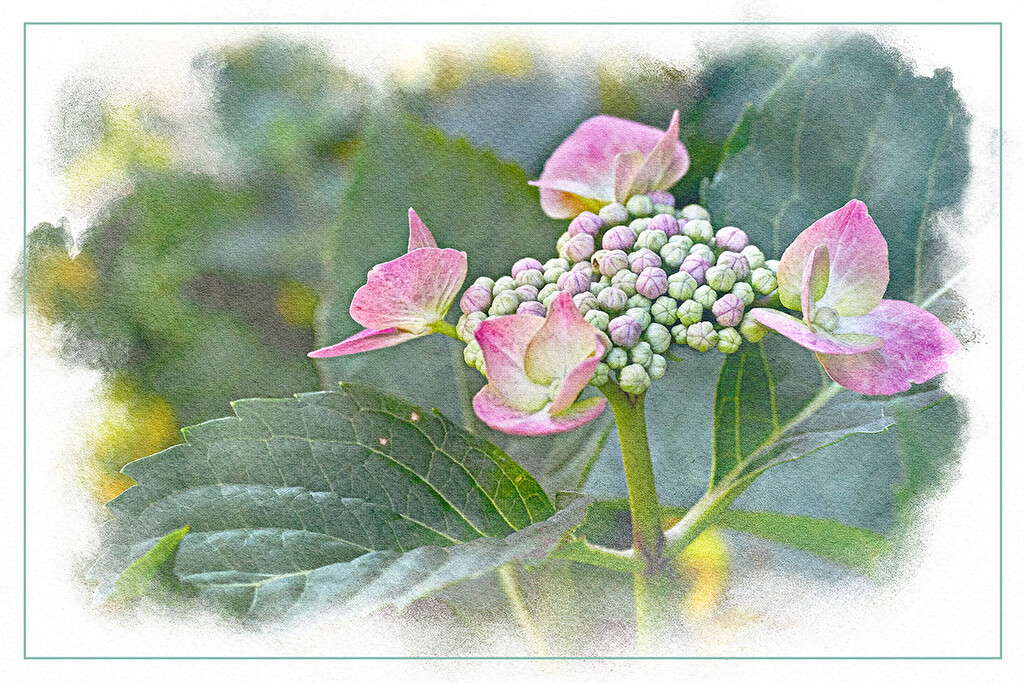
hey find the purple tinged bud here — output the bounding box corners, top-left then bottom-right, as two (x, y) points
(460, 285), (492, 314)
(602, 225), (636, 251)
(636, 267), (669, 299)
(558, 269), (592, 296)
(572, 260), (596, 274)
(680, 254), (711, 284)
(629, 248), (662, 274)
(598, 286), (628, 312)
(573, 291), (600, 316)
(648, 213), (680, 236)
(646, 190), (675, 208)
(715, 226), (749, 252)
(515, 285), (538, 302)
(599, 249), (629, 278)
(565, 233), (596, 263)
(569, 212), (604, 236)
(517, 301), (548, 317)
(608, 315), (642, 348)
(712, 293), (745, 327)
(511, 257), (543, 279)
(716, 251), (750, 280)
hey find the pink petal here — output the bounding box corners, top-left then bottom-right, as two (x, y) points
(407, 208), (437, 251)
(817, 299), (961, 395)
(548, 332), (610, 415)
(524, 293), (608, 386)
(750, 308), (884, 355)
(800, 244), (831, 323)
(474, 314), (550, 413)
(629, 110), (685, 197)
(308, 327), (419, 358)
(350, 247), (468, 332)
(613, 151), (645, 205)
(778, 200), (889, 317)
(532, 114), (689, 219)
(473, 386), (607, 436)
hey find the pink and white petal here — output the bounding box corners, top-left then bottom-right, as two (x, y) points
(630, 110), (688, 196)
(613, 151), (645, 204)
(308, 327), (419, 358)
(548, 332), (610, 415)
(406, 208), (437, 251)
(473, 386), (607, 436)
(475, 314), (550, 413)
(750, 308), (884, 355)
(350, 247), (468, 332)
(524, 293), (605, 385)
(531, 187), (605, 220)
(820, 299), (961, 394)
(800, 244), (831, 322)
(777, 200), (889, 315)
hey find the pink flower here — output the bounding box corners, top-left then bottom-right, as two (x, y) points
(309, 209), (467, 358)
(530, 111), (690, 219)
(472, 293), (610, 435)
(750, 200), (960, 395)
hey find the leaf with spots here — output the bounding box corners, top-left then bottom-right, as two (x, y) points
(90, 383), (589, 620)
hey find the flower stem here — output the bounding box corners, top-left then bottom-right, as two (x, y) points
(431, 319), (461, 340)
(497, 563), (551, 657)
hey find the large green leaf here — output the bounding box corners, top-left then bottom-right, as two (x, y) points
(315, 111), (610, 494)
(703, 33), (969, 303)
(90, 384), (589, 620)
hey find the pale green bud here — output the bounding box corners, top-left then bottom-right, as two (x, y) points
(717, 327), (742, 354)
(644, 323), (672, 353)
(812, 305), (840, 332)
(611, 270), (638, 297)
(590, 362), (612, 386)
(625, 307), (651, 330)
(515, 285), (539, 302)
(515, 268), (546, 289)
(751, 267), (777, 295)
(606, 346), (629, 370)
(585, 309), (610, 331)
(651, 296), (678, 325)
(653, 203), (675, 216)
(627, 293), (653, 312)
(686, 321), (719, 352)
(671, 323), (688, 344)
(574, 291), (600, 316)
(489, 290), (520, 316)
(473, 276), (495, 290)
(667, 271), (698, 301)
(676, 299), (703, 326)
(545, 257), (570, 271)
(765, 259), (780, 274)
(668, 234), (694, 250)
(618, 363), (652, 395)
(648, 354), (667, 380)
(543, 267), (568, 285)
(684, 219), (714, 245)
(688, 243), (715, 262)
(598, 285), (628, 312)
(626, 194), (654, 217)
(599, 202), (629, 226)
(590, 280), (610, 296)
(693, 285), (718, 309)
(631, 341), (653, 369)
(705, 265), (737, 292)
(680, 204), (711, 221)
(492, 276), (516, 295)
(741, 245), (766, 270)
(629, 218), (653, 236)
(659, 242), (688, 269)
(732, 281), (755, 306)
(456, 311), (487, 342)
(556, 231), (572, 256)
(739, 311), (768, 343)
(464, 339), (483, 369)
(636, 229), (668, 252)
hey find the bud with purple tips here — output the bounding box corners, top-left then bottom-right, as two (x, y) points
(629, 248), (662, 274)
(680, 254), (711, 284)
(558, 269), (592, 296)
(517, 301), (548, 317)
(565, 233), (596, 263)
(599, 249), (629, 278)
(460, 284), (493, 314)
(716, 251), (750, 280)
(646, 190), (675, 208)
(599, 202), (629, 227)
(712, 293), (745, 327)
(648, 213), (680, 236)
(609, 314), (642, 348)
(603, 225), (636, 251)
(511, 257), (543, 279)
(568, 211), (603, 237)
(715, 226), (749, 252)
(573, 291), (600, 316)
(598, 285), (628, 312)
(637, 266), (669, 299)
(515, 285), (539, 302)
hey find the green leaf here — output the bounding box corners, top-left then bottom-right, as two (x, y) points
(703, 33), (969, 303)
(104, 526), (190, 601)
(315, 110), (609, 494)
(91, 383), (589, 620)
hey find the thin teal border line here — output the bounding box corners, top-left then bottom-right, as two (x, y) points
(19, 20), (1003, 663)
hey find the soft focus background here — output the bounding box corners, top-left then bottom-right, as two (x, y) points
(15, 23), (1000, 658)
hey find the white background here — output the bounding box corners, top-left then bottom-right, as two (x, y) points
(1, 0), (1019, 680)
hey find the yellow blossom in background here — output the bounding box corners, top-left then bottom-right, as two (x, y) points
(274, 279), (319, 329)
(483, 40), (534, 78)
(25, 250), (99, 322)
(673, 527), (730, 617)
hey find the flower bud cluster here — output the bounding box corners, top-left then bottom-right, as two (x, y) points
(456, 199), (777, 393)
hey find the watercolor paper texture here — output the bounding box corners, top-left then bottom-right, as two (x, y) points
(19, 23), (1000, 659)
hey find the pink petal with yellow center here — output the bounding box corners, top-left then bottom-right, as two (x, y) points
(777, 200), (889, 316)
(473, 387), (607, 436)
(750, 308), (884, 355)
(800, 244), (831, 323)
(407, 208), (438, 251)
(548, 332), (610, 415)
(474, 314), (550, 413)
(817, 299), (961, 395)
(308, 327), (420, 358)
(524, 293), (609, 387)
(530, 113), (689, 219)
(349, 247), (468, 333)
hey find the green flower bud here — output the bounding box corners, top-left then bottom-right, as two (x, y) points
(741, 245), (766, 270)
(693, 284), (718, 309)
(751, 267), (777, 295)
(667, 271), (698, 301)
(515, 268), (546, 289)
(489, 290), (521, 316)
(635, 229), (668, 252)
(644, 322), (672, 353)
(625, 307), (652, 330)
(585, 309), (610, 331)
(627, 293), (652, 312)
(653, 203), (675, 216)
(659, 241), (688, 269)
(598, 285), (628, 312)
(590, 248), (609, 267)
(651, 296), (678, 325)
(668, 234), (694, 250)
(688, 243), (715, 263)
(543, 267), (568, 285)
(473, 276), (495, 290)
(618, 363), (652, 395)
(545, 257), (570, 271)
(676, 299), (703, 326)
(706, 264), (737, 292)
(683, 218), (714, 245)
(556, 231), (572, 254)
(629, 218), (653, 236)
(599, 202), (629, 226)
(680, 204), (711, 221)
(671, 323), (688, 344)
(464, 339), (483, 368)
(611, 270), (638, 297)
(626, 194), (654, 217)
(765, 259), (780, 274)
(717, 327), (742, 354)
(739, 311), (768, 343)
(456, 311), (487, 342)
(492, 276), (516, 295)
(731, 281), (755, 306)
(812, 305), (840, 332)
(538, 282), (560, 301)
(590, 361), (612, 386)
(590, 280), (610, 296)
(631, 341), (653, 369)
(574, 291), (600, 316)
(606, 346), (629, 370)
(648, 354), (667, 380)
(686, 321), (719, 352)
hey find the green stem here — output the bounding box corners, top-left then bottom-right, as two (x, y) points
(431, 319), (460, 340)
(497, 563), (551, 657)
